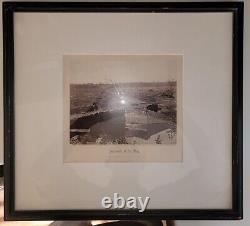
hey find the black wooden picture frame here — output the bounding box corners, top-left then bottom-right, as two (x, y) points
(3, 1), (243, 221)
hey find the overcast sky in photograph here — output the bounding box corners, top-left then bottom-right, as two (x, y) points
(64, 55), (182, 84)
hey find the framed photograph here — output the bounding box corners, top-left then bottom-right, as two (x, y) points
(64, 54), (183, 163)
(3, 1), (243, 220)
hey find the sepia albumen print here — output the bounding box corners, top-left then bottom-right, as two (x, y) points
(64, 55), (183, 162)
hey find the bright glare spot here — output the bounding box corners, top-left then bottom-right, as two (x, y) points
(120, 99), (126, 105)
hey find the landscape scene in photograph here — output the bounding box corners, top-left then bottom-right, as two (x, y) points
(70, 81), (177, 145)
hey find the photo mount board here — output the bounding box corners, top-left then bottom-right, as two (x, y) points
(3, 1), (243, 221)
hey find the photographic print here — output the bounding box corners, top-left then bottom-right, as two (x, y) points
(64, 55), (183, 162)
(70, 82), (177, 145)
